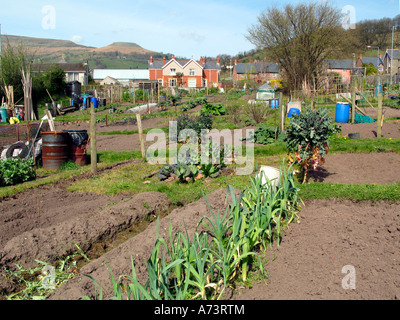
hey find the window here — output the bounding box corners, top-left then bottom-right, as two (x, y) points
(169, 78), (177, 87)
(158, 79), (163, 86)
(189, 69), (195, 76)
(170, 68), (176, 76)
(67, 72), (80, 82)
(202, 79), (207, 87)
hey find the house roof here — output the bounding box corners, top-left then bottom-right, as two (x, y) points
(32, 62), (87, 72)
(384, 49), (400, 60)
(149, 58), (221, 70)
(101, 76), (119, 82)
(235, 62), (280, 74)
(325, 59), (354, 69)
(93, 69), (149, 80)
(360, 57), (383, 68)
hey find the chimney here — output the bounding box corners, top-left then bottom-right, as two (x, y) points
(150, 56), (153, 64)
(216, 56), (220, 64)
(163, 56), (166, 66)
(234, 59), (237, 65)
(359, 53), (362, 59)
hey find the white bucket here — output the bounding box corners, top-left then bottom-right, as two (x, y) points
(256, 165), (281, 188)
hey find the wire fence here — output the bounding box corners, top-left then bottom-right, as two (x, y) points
(0, 122), (50, 154)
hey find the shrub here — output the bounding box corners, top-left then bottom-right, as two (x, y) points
(244, 101), (268, 124)
(284, 106), (339, 183)
(247, 124), (276, 145)
(176, 113), (213, 137)
(0, 158), (36, 186)
(201, 103), (226, 116)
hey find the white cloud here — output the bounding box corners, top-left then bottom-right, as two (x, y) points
(179, 30), (205, 43)
(70, 35), (83, 43)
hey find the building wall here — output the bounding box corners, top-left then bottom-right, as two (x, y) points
(328, 68), (352, 84)
(182, 61), (203, 76)
(149, 58), (221, 88)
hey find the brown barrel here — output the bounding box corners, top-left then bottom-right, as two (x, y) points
(70, 143), (87, 166)
(41, 131), (69, 170)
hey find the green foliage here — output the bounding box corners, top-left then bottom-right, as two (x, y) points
(246, 124), (276, 145)
(4, 244), (90, 300)
(0, 40), (34, 101)
(181, 97), (208, 112)
(0, 158), (36, 187)
(362, 63), (378, 75)
(158, 141), (228, 183)
(176, 113), (213, 137)
(284, 107), (339, 183)
(201, 103), (227, 116)
(385, 98), (400, 109)
(226, 89), (245, 100)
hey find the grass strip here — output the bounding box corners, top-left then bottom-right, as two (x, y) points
(298, 182), (400, 202)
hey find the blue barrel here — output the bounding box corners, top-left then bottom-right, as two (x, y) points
(287, 108), (300, 118)
(270, 99), (279, 109)
(91, 97), (98, 109)
(335, 102), (350, 123)
(82, 97), (88, 109)
(0, 108), (8, 123)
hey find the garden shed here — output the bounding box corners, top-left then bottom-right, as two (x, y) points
(256, 82), (275, 100)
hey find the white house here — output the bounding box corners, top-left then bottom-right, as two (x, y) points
(92, 69), (149, 86)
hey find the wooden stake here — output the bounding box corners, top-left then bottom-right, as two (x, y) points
(351, 82), (356, 124)
(136, 113), (146, 160)
(90, 102), (97, 173)
(377, 92), (382, 138)
(44, 109), (56, 131)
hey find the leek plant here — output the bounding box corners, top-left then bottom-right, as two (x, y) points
(82, 159), (301, 300)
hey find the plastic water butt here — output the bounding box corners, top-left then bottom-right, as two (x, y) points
(256, 166), (281, 188)
(270, 99), (279, 109)
(287, 108), (300, 118)
(0, 108), (9, 123)
(91, 97), (98, 109)
(335, 102), (350, 123)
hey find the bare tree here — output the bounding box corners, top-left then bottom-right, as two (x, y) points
(246, 1), (345, 92)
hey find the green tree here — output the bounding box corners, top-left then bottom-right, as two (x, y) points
(0, 38), (34, 102)
(363, 63), (378, 76)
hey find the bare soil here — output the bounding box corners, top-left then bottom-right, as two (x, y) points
(0, 109), (399, 300)
(0, 150), (399, 300)
(236, 198), (400, 300)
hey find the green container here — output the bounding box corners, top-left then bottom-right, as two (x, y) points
(374, 84), (383, 97)
(0, 108), (8, 123)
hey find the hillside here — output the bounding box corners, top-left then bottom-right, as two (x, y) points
(0, 35), (163, 69)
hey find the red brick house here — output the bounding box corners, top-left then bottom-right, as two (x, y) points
(232, 60), (281, 83)
(148, 56), (221, 88)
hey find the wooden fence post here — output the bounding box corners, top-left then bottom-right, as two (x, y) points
(90, 103), (97, 173)
(351, 80), (356, 124)
(136, 113), (146, 160)
(377, 92), (383, 138)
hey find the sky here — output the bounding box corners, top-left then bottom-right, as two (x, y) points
(1, 0), (400, 59)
